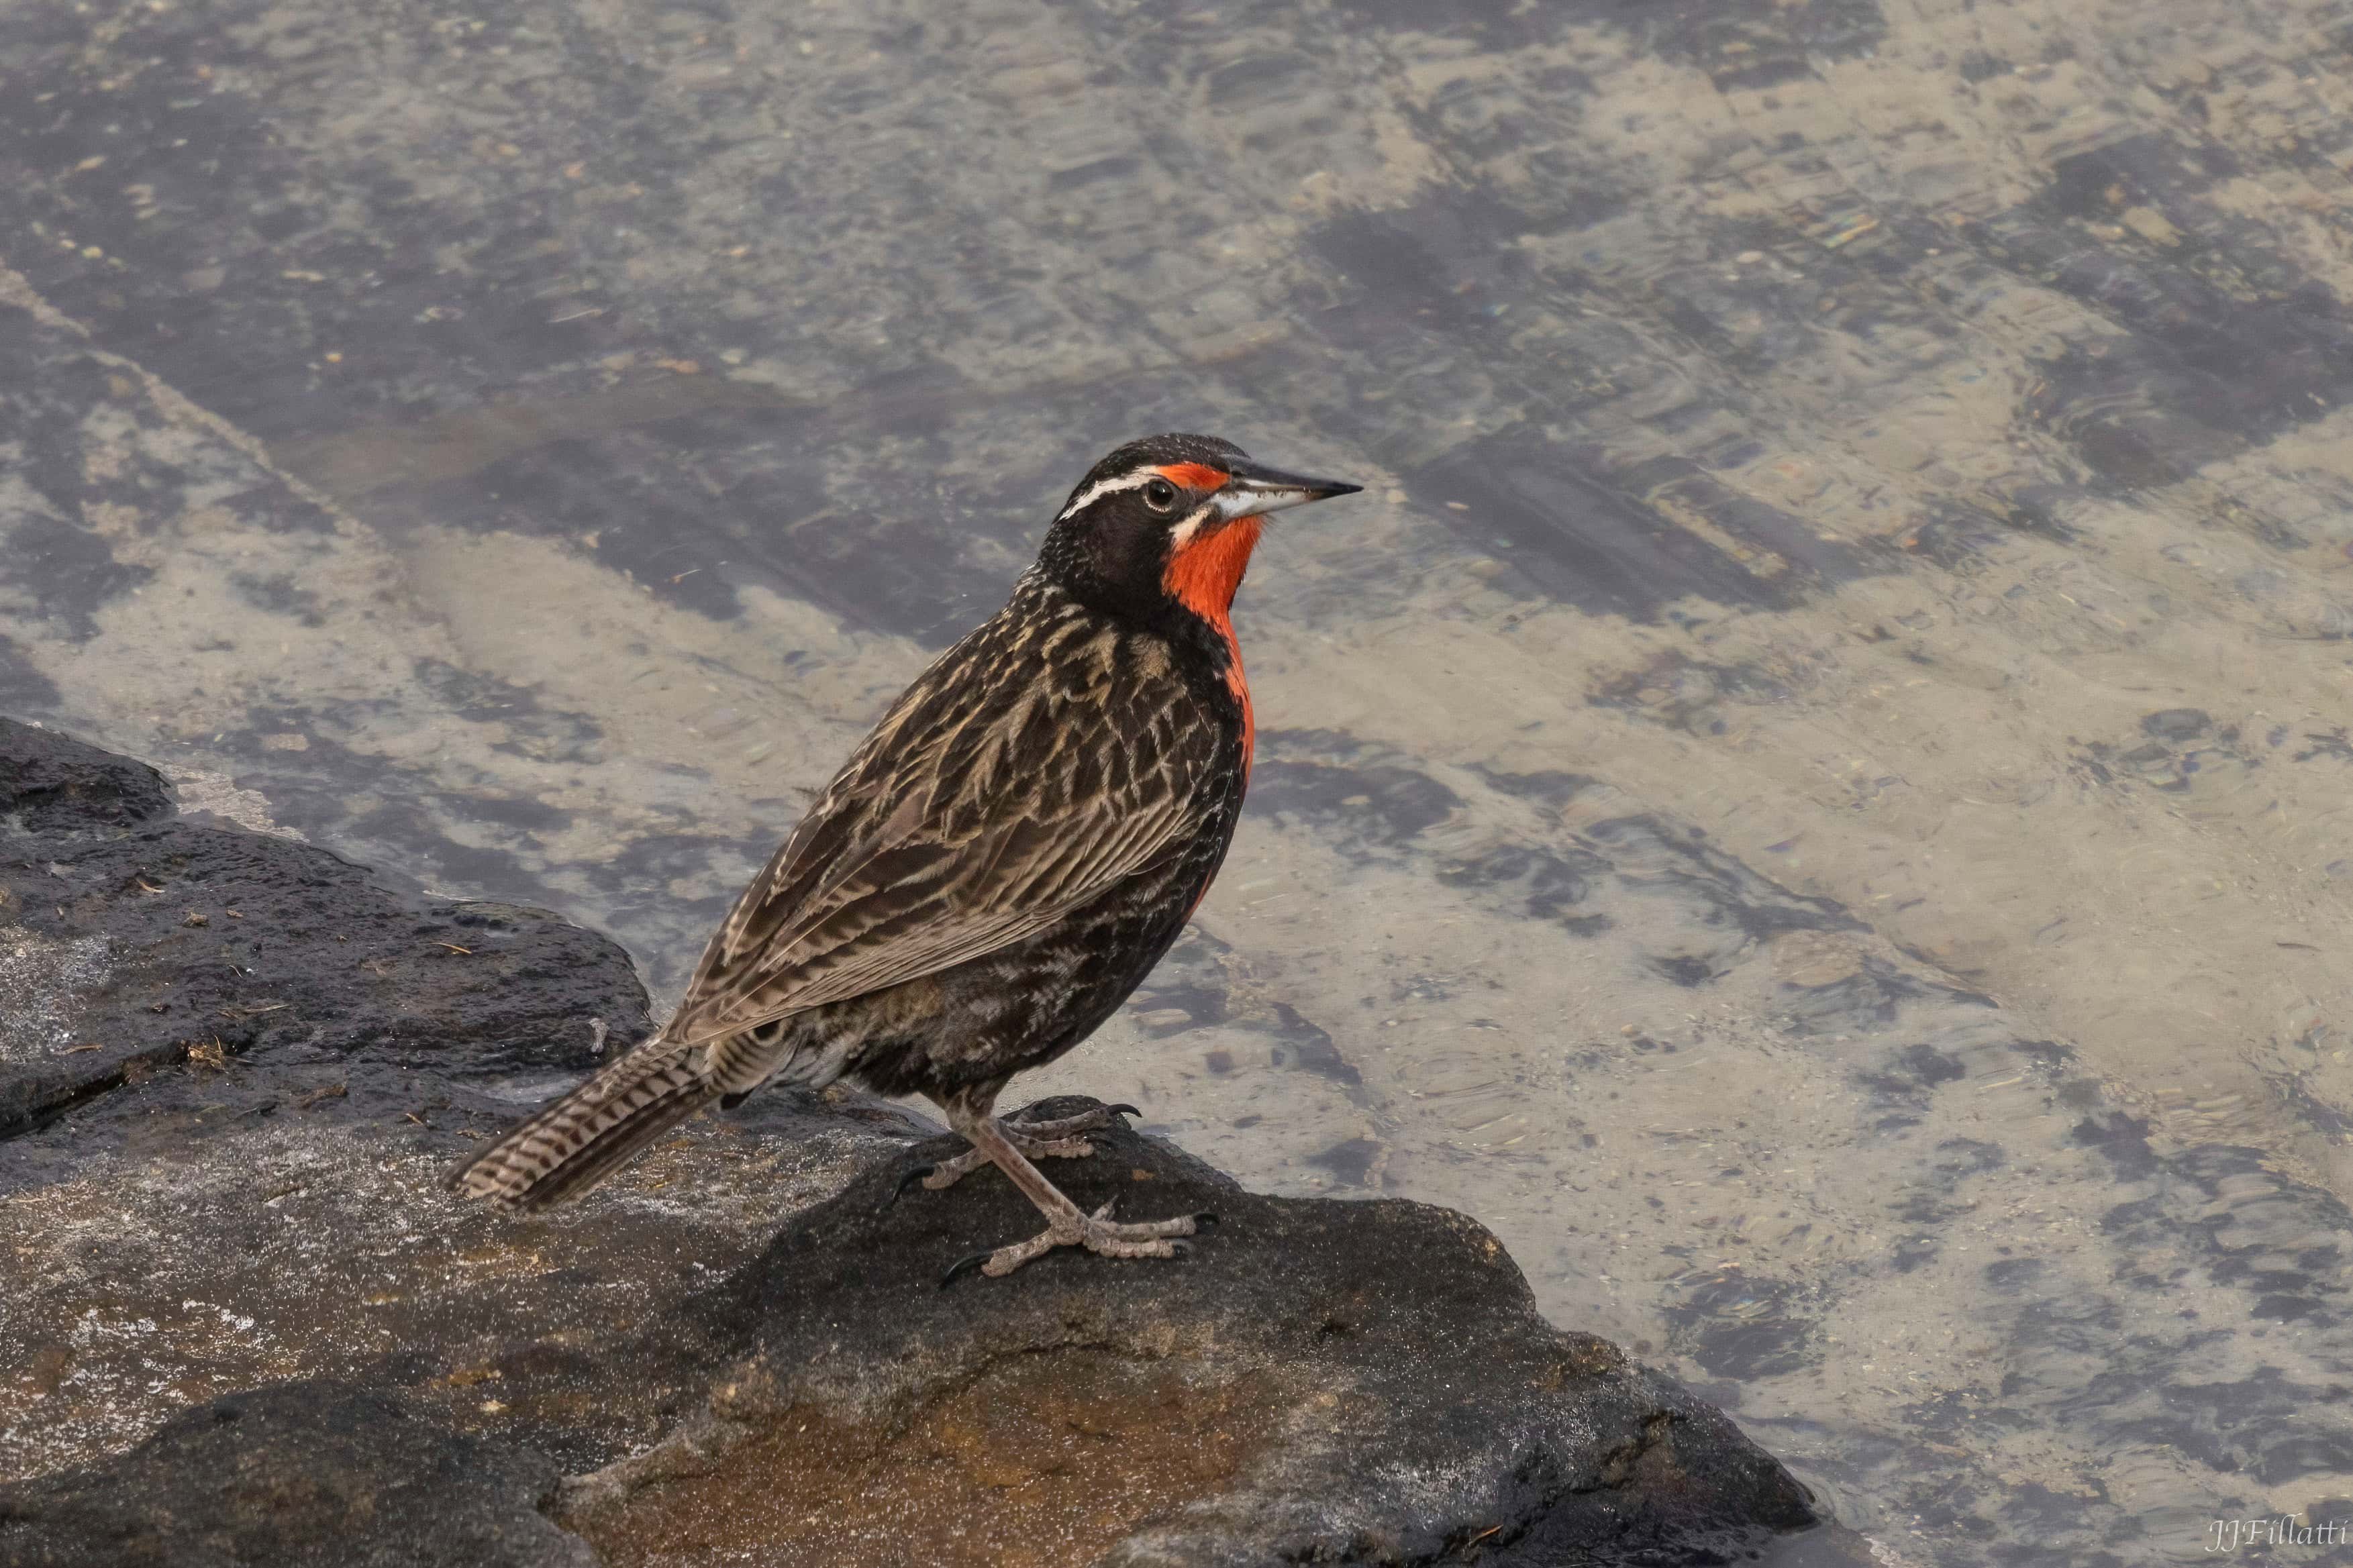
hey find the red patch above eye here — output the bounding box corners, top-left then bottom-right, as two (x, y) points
(1154, 462), (1230, 492)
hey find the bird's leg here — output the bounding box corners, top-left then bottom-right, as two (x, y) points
(907, 1100), (1138, 1194)
(938, 1092), (1207, 1282)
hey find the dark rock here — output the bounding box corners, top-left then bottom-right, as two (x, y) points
(0, 714), (654, 1149)
(0, 1383), (594, 1568)
(0, 722), (172, 836)
(552, 1098), (1820, 1567)
(1, 721), (1828, 1565)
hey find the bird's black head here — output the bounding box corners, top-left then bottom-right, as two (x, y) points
(1034, 433), (1360, 641)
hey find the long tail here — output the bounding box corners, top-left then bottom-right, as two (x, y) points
(452, 1042), (717, 1211)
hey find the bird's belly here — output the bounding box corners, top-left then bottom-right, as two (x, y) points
(826, 851), (1218, 1100)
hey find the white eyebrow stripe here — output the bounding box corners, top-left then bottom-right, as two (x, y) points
(1056, 469), (1160, 521)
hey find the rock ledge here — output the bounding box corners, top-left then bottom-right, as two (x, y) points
(556, 1098), (1817, 1567)
(0, 719), (1826, 1566)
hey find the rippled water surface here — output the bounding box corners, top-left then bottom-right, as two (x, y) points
(9, 0), (2353, 1560)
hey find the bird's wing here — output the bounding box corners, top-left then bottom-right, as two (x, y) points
(661, 609), (1213, 1047)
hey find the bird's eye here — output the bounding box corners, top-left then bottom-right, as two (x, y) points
(1142, 478), (1180, 513)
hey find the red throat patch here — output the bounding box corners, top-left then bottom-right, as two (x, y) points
(1160, 515), (1262, 779)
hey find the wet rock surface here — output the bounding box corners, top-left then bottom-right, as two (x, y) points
(0, 722), (1834, 1565)
(556, 1102), (1821, 1568)
(0, 1384), (595, 1568)
(0, 716), (654, 1149)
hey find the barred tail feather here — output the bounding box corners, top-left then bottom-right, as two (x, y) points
(454, 1045), (717, 1211)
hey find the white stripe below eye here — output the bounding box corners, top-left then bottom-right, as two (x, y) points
(1166, 505), (1214, 552)
(1056, 470), (1160, 522)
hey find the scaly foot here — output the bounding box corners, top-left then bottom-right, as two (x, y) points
(925, 1090), (1220, 1282)
(941, 1200), (1215, 1285)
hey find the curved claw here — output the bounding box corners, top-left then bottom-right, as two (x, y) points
(881, 1163), (938, 1213)
(1105, 1103), (1141, 1119)
(1169, 1239), (1193, 1259)
(940, 1250), (995, 1290)
(1193, 1211), (1219, 1230)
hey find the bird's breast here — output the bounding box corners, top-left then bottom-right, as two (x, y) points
(1158, 517), (1260, 778)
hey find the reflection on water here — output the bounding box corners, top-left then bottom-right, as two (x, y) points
(9, 0), (2353, 1558)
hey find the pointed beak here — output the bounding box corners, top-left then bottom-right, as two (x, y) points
(1210, 462), (1363, 522)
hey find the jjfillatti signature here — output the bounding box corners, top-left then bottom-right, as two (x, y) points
(2209, 1517), (2349, 1551)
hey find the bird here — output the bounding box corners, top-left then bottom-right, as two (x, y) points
(453, 433), (1360, 1279)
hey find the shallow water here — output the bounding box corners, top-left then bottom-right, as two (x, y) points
(7, 0), (2353, 1559)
